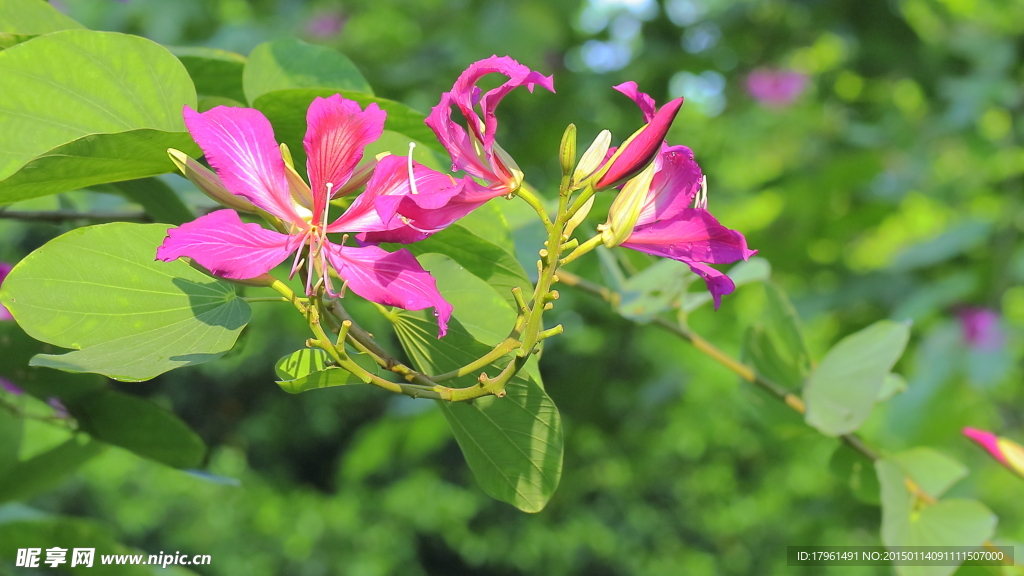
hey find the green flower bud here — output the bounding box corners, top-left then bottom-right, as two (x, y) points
(559, 123), (577, 180)
(167, 148), (257, 213)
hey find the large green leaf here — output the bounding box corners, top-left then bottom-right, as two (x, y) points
(394, 311), (562, 513)
(0, 223), (251, 382)
(253, 88), (443, 170)
(70, 390), (205, 468)
(172, 46), (247, 102)
(0, 437), (104, 503)
(803, 320), (910, 435)
(0, 30), (197, 204)
(0, 0), (83, 36)
(877, 459), (996, 576)
(243, 38), (372, 104)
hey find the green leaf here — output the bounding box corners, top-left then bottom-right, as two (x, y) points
(741, 283), (812, 389)
(171, 45), (247, 102)
(888, 447), (967, 500)
(393, 311), (563, 513)
(680, 257), (772, 313)
(803, 320), (911, 436)
(0, 30), (198, 204)
(107, 177), (195, 226)
(616, 257), (770, 321)
(0, 437), (104, 503)
(243, 38), (372, 104)
(877, 459), (996, 576)
(0, 130), (200, 205)
(877, 372), (908, 402)
(0, 223), (251, 382)
(406, 224), (531, 311)
(0, 0), (84, 36)
(828, 443), (880, 504)
(253, 88), (442, 170)
(273, 348), (378, 394)
(617, 258), (696, 322)
(0, 515), (160, 576)
(0, 406), (22, 478)
(70, 390), (205, 468)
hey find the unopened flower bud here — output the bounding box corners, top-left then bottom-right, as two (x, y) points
(167, 148), (257, 213)
(559, 123), (577, 180)
(596, 97), (682, 189)
(492, 142), (525, 194)
(601, 158), (659, 248)
(573, 130), (611, 184)
(564, 193), (595, 237)
(964, 427), (1024, 479)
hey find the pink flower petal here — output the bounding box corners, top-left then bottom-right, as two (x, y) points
(956, 307), (1004, 351)
(157, 210), (297, 280)
(0, 262), (13, 321)
(330, 155), (502, 243)
(0, 378), (22, 395)
(636, 145), (703, 227)
(183, 106), (298, 223)
(597, 97), (683, 189)
(963, 427), (1008, 466)
(613, 81), (657, 122)
(304, 95), (386, 221)
(622, 209), (756, 309)
(327, 244), (452, 337)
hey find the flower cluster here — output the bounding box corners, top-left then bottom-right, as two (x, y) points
(593, 82), (755, 308)
(157, 55), (753, 339)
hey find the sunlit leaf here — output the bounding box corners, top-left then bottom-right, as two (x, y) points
(0, 0), (83, 36)
(887, 447), (967, 500)
(803, 320), (910, 435)
(274, 348), (378, 394)
(0, 223), (250, 381)
(0, 30), (198, 204)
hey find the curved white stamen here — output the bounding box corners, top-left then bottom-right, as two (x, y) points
(694, 176), (709, 209)
(407, 143), (419, 195)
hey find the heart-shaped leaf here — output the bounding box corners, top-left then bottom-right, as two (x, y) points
(0, 223), (250, 381)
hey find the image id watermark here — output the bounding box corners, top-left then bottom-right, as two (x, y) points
(16, 548), (211, 569)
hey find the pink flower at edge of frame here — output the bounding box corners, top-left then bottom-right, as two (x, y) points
(156, 96), (455, 336)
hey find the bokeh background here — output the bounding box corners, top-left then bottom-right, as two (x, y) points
(2, 0), (1024, 574)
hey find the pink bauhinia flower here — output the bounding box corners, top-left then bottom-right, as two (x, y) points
(156, 95), (455, 336)
(0, 262), (12, 321)
(963, 427), (1024, 479)
(745, 68), (808, 108)
(426, 55), (554, 194)
(956, 307), (1004, 351)
(604, 84), (755, 309)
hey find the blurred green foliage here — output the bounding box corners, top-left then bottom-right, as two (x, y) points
(2, 0), (1024, 574)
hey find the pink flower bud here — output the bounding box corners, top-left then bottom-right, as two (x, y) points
(964, 427), (1024, 479)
